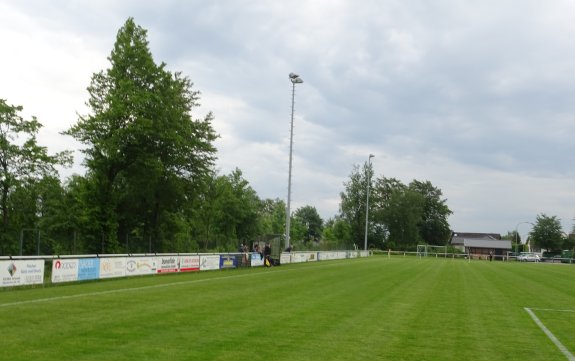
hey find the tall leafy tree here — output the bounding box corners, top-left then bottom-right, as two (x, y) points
(339, 164), (369, 244)
(323, 216), (352, 249)
(192, 169), (262, 251)
(381, 188), (425, 248)
(408, 180), (452, 245)
(339, 163), (452, 250)
(65, 18), (217, 252)
(293, 205), (323, 243)
(370, 176), (407, 247)
(217, 168), (261, 247)
(0, 99), (71, 254)
(259, 198), (286, 237)
(530, 214), (563, 251)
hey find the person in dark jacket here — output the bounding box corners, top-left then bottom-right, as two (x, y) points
(264, 243), (272, 267)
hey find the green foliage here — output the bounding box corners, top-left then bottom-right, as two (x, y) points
(293, 205), (323, 243)
(323, 216), (352, 249)
(339, 162), (452, 250)
(563, 234), (575, 251)
(408, 180), (452, 244)
(339, 164), (367, 245)
(64, 18), (217, 252)
(0, 99), (72, 255)
(382, 188), (425, 246)
(191, 169), (264, 251)
(530, 214), (564, 251)
(259, 198), (285, 237)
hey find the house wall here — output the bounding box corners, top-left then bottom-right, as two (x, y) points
(467, 247), (506, 259)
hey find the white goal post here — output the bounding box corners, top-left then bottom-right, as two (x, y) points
(417, 244), (447, 258)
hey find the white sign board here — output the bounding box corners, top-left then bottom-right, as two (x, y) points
(157, 256), (179, 273)
(179, 255), (200, 272)
(52, 259), (79, 283)
(99, 257), (126, 279)
(280, 253), (292, 265)
(250, 253), (264, 267)
(200, 255), (220, 271)
(1, 260), (45, 287)
(125, 257), (157, 276)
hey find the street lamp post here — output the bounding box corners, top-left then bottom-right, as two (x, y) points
(364, 154), (374, 251)
(514, 221), (534, 256)
(286, 72), (303, 250)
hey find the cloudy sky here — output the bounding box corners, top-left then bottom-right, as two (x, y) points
(1, 0), (574, 238)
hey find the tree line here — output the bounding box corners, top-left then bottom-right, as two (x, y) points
(3, 18), (569, 256)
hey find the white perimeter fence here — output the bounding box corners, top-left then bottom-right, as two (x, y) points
(0, 250), (370, 288)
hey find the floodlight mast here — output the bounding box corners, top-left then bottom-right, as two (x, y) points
(285, 72), (303, 250)
(364, 154), (374, 251)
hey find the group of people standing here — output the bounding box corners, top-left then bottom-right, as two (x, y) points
(238, 242), (273, 267)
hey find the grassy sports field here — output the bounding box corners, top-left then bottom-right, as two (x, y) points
(1, 256), (574, 360)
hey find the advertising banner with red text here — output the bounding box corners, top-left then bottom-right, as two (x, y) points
(179, 255), (200, 272)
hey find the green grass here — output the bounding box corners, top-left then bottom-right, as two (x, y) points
(1, 256), (575, 360)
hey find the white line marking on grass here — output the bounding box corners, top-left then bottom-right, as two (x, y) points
(0, 260), (354, 308)
(524, 307), (575, 361)
(528, 308), (575, 313)
(0, 268), (299, 308)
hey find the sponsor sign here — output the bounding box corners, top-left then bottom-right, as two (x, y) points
(219, 255), (236, 269)
(78, 258), (100, 281)
(1, 260), (45, 287)
(347, 251), (359, 259)
(291, 253), (308, 263)
(318, 251), (337, 261)
(318, 251), (346, 261)
(200, 255), (220, 271)
(290, 252), (317, 263)
(125, 257), (157, 276)
(280, 253), (291, 265)
(179, 255), (200, 272)
(250, 252), (264, 267)
(99, 257), (126, 279)
(157, 256), (179, 273)
(52, 259), (79, 283)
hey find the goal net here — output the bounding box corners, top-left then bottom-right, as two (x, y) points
(417, 245), (447, 258)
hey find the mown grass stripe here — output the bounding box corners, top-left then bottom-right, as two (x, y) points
(1, 256), (574, 360)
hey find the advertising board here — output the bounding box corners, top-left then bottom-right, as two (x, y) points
(0, 259), (45, 287)
(280, 253), (292, 265)
(219, 255), (237, 269)
(125, 257), (157, 276)
(179, 255), (200, 272)
(99, 257), (126, 279)
(250, 253), (264, 267)
(157, 256), (179, 273)
(290, 252), (318, 263)
(200, 255), (220, 271)
(78, 258), (100, 281)
(52, 259), (79, 283)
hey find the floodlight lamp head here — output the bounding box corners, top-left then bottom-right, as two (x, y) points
(289, 72), (300, 79)
(369, 154), (375, 159)
(291, 77), (303, 84)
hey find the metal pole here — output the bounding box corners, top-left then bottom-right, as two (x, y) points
(19, 229), (23, 256)
(515, 221), (534, 256)
(286, 73), (303, 250)
(36, 229), (40, 255)
(364, 154), (374, 251)
(286, 82), (295, 250)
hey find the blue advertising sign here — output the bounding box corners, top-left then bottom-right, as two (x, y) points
(78, 258), (100, 281)
(220, 255), (237, 269)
